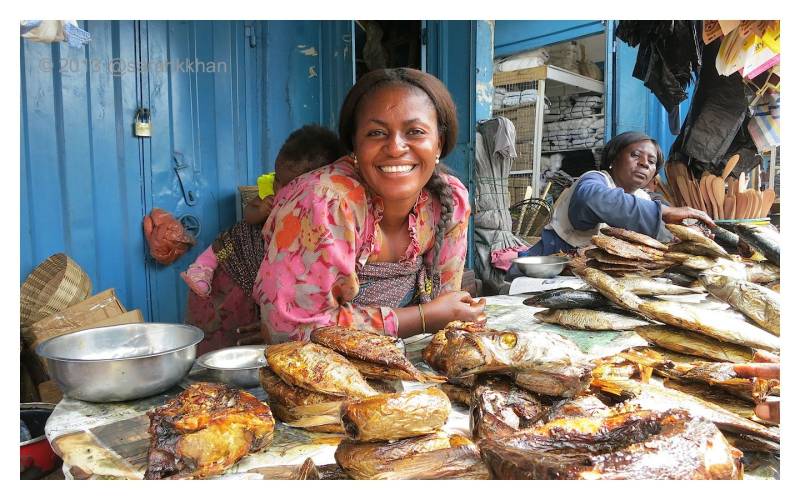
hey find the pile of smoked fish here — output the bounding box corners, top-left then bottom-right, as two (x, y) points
(511, 223), (781, 472)
(418, 320), (751, 479)
(141, 223), (779, 480)
(260, 327), (489, 479)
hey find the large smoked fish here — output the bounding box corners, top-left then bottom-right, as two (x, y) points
(700, 272), (780, 335)
(480, 409), (743, 479)
(443, 322), (593, 397)
(592, 377), (779, 443)
(600, 226), (668, 251)
(339, 387), (450, 442)
(335, 432), (490, 480)
(634, 325), (756, 363)
(637, 300), (780, 353)
(266, 342), (378, 398)
(469, 376), (548, 440)
(311, 326), (443, 382)
(259, 368), (345, 433)
(144, 383), (275, 479)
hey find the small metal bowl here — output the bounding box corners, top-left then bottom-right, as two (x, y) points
(196, 345), (267, 388)
(513, 255), (569, 278)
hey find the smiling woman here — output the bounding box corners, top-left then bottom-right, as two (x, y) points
(253, 68), (485, 342)
(517, 131), (716, 258)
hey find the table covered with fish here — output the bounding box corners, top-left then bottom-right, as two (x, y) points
(44, 223), (779, 480)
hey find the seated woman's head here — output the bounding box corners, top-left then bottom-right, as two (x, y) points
(274, 125), (347, 191)
(338, 68), (458, 206)
(600, 131), (664, 193)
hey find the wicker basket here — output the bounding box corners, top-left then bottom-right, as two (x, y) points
(20, 253), (92, 327)
(494, 103), (537, 142)
(238, 185), (259, 218)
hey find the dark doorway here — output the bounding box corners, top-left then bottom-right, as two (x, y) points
(355, 21), (421, 80)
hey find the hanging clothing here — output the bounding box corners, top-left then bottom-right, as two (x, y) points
(616, 21), (702, 125)
(473, 117), (530, 294)
(669, 37), (761, 175)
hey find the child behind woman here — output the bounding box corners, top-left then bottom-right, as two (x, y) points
(183, 125), (347, 353)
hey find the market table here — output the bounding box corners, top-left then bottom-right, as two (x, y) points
(44, 292), (776, 479)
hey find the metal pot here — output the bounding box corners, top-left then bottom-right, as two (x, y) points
(20, 403), (61, 479)
(196, 345), (266, 388)
(35, 323), (203, 403)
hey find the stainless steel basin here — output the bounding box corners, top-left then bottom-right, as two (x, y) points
(35, 323), (204, 403)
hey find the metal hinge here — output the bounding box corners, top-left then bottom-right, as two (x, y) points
(245, 25), (257, 48)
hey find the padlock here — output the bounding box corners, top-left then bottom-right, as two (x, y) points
(134, 108), (152, 137)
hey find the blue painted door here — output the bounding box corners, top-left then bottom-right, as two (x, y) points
(139, 21), (262, 323)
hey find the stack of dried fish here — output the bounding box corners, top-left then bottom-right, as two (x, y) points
(261, 341), (379, 433)
(311, 326), (445, 383)
(585, 227), (673, 277)
(334, 387), (490, 479)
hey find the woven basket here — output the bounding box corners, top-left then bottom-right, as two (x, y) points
(238, 185), (259, 217)
(20, 253), (92, 327)
(494, 103), (537, 142)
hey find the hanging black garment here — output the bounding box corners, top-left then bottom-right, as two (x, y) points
(668, 38), (761, 176)
(616, 21), (702, 117)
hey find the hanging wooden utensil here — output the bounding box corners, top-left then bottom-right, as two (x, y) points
(713, 177), (726, 219)
(677, 177), (694, 210)
(723, 195), (734, 220)
(706, 176), (719, 219)
(699, 176), (712, 217)
(761, 188), (776, 217)
(752, 191), (762, 219)
(739, 172), (747, 193)
(665, 163), (683, 206)
(735, 191), (748, 219)
(692, 177), (706, 213)
(727, 177), (738, 197)
(721, 154), (740, 179)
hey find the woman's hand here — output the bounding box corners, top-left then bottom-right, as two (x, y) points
(424, 291), (486, 333)
(662, 205), (716, 227)
(733, 350), (780, 424)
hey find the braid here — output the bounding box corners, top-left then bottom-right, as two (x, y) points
(426, 166), (455, 280)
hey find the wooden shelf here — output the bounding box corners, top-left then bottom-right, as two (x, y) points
(494, 65), (604, 93)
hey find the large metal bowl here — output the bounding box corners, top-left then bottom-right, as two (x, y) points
(35, 323), (203, 403)
(513, 255), (570, 278)
(196, 345), (266, 388)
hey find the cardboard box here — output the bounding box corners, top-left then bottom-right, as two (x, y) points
(24, 289), (126, 348)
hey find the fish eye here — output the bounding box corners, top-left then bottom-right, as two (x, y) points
(499, 333), (517, 349)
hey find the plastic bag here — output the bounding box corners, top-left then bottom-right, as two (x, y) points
(143, 208), (196, 265)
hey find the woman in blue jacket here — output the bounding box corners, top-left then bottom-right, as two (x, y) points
(520, 131), (715, 257)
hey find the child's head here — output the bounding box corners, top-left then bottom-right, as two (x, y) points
(274, 125), (347, 191)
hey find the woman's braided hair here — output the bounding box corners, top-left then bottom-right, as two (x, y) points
(339, 68), (460, 280)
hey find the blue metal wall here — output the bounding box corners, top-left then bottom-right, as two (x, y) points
(494, 21), (605, 58)
(20, 21), (150, 315)
(20, 20), (354, 323)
